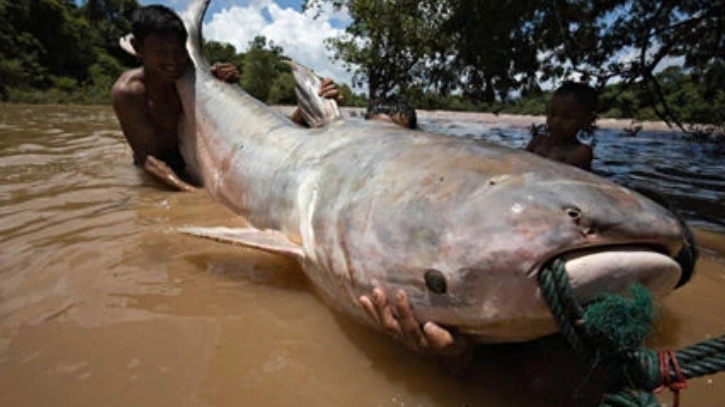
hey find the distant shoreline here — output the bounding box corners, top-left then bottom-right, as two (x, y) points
(0, 102), (681, 134)
(281, 106), (678, 133)
(416, 110), (678, 133)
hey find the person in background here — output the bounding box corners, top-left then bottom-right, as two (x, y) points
(365, 95), (418, 129)
(291, 85), (418, 130)
(289, 77), (342, 126)
(112, 4), (239, 192)
(525, 81), (599, 170)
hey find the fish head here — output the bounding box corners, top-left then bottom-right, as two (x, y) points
(366, 168), (695, 342)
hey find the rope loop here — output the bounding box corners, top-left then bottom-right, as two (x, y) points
(655, 350), (688, 407)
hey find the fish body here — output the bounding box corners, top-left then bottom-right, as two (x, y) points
(177, 0), (694, 343)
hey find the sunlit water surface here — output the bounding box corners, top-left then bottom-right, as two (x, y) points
(1, 104), (724, 407)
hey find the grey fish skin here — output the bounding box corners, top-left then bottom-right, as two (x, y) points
(177, 0), (692, 343)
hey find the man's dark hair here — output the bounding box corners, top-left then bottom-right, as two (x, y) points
(365, 95), (417, 129)
(131, 5), (187, 45)
(553, 81), (599, 114)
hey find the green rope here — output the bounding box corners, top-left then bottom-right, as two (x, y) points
(600, 388), (659, 407)
(537, 259), (725, 407)
(538, 258), (590, 356)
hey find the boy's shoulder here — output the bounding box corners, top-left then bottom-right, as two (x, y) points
(525, 132), (548, 151)
(112, 68), (146, 101)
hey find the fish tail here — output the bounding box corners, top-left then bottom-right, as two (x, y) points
(286, 60), (343, 128)
(182, 0), (210, 69)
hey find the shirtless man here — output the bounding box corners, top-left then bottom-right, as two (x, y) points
(363, 95), (418, 129)
(112, 4), (239, 192)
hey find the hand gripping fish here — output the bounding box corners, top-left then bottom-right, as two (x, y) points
(177, 0), (696, 343)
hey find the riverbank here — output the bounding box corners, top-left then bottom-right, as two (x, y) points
(0, 102), (685, 134)
(276, 105), (679, 133)
(418, 110), (677, 133)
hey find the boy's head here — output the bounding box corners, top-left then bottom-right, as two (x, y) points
(365, 96), (417, 129)
(553, 81), (598, 114)
(131, 5), (187, 46)
(128, 5), (189, 82)
(546, 81), (598, 141)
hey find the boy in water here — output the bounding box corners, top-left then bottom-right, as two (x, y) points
(291, 89), (417, 130)
(112, 5), (239, 192)
(364, 95), (418, 129)
(525, 81), (598, 170)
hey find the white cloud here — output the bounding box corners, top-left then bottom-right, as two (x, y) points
(201, 0), (357, 89)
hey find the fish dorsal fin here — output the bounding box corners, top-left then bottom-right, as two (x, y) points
(178, 226), (305, 260)
(286, 60), (343, 128)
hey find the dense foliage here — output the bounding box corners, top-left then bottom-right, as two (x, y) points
(304, 0), (725, 133)
(1, 0), (723, 136)
(0, 0), (357, 106)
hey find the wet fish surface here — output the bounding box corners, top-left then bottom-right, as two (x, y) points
(176, 0), (696, 343)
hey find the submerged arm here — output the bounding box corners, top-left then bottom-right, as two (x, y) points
(112, 79), (198, 192)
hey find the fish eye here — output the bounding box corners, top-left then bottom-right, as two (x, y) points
(424, 269), (447, 294)
(564, 206), (582, 221)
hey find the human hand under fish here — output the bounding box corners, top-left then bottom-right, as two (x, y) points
(359, 288), (473, 360)
(144, 156), (199, 192)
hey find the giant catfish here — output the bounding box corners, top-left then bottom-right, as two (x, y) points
(176, 0), (696, 343)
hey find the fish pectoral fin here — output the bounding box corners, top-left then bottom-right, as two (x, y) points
(178, 226), (305, 260)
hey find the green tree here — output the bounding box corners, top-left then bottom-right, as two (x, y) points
(80, 0), (137, 58)
(306, 0), (450, 104)
(26, 0), (96, 82)
(1, 1), (51, 91)
(240, 36), (286, 102)
(305, 0), (725, 130)
(205, 40), (244, 70)
(267, 71), (296, 105)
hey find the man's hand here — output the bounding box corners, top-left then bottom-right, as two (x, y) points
(359, 288), (473, 359)
(211, 62), (240, 83)
(318, 78), (343, 102)
(290, 77), (343, 127)
(143, 155), (199, 192)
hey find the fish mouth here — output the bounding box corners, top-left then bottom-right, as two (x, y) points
(551, 245), (682, 305)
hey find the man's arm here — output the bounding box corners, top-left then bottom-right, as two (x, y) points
(142, 156), (198, 192)
(111, 76), (198, 192)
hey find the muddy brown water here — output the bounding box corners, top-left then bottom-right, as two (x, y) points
(1, 103), (724, 407)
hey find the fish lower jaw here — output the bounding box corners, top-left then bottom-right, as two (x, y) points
(461, 247), (680, 344)
(559, 246), (681, 305)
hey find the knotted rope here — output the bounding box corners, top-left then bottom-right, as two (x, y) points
(538, 258), (725, 407)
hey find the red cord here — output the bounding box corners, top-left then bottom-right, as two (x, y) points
(655, 350), (688, 407)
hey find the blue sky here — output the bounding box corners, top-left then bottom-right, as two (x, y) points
(138, 0), (355, 87)
(134, 1), (681, 93)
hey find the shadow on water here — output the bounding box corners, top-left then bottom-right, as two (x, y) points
(182, 251), (308, 289)
(335, 309), (606, 407)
